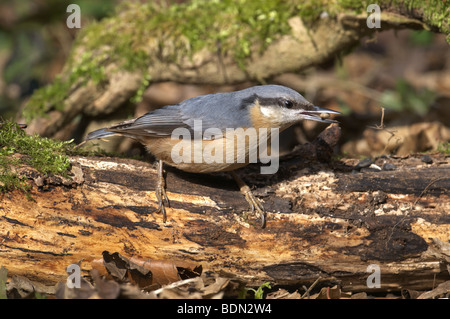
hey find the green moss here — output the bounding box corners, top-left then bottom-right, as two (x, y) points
(0, 120), (145, 196)
(23, 0), (301, 120)
(403, 0), (449, 32)
(23, 0), (449, 121)
(131, 72), (152, 104)
(87, 0), (299, 69)
(0, 121), (75, 194)
(24, 51), (107, 122)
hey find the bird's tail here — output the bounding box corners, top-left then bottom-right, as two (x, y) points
(85, 128), (116, 141)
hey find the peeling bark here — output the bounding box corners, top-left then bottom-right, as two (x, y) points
(1, 126), (449, 292)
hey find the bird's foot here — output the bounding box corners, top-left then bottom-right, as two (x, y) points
(231, 172), (266, 228)
(153, 160), (170, 222)
(241, 184), (266, 228)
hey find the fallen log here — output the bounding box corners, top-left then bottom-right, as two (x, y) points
(0, 126), (449, 294)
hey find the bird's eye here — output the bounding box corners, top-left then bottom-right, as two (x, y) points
(283, 99), (294, 108)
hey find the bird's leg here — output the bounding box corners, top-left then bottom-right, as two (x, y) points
(154, 160), (170, 222)
(231, 172), (266, 228)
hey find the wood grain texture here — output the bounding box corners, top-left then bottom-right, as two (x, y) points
(1, 132), (449, 291)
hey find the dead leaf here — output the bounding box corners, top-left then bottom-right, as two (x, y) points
(401, 289), (422, 299)
(351, 292), (368, 299)
(91, 269), (121, 299)
(341, 121), (450, 157)
(92, 251), (202, 290)
(151, 277), (204, 299)
(102, 251), (129, 281)
(424, 238), (450, 275)
(130, 256), (202, 287)
(428, 238), (450, 263)
(98, 251), (153, 288)
(149, 273), (233, 299)
(131, 258), (179, 286)
(55, 277), (96, 299)
(313, 285), (351, 299)
(201, 277), (230, 298)
(7, 275), (56, 298)
(91, 258), (110, 278)
(417, 280), (450, 299)
(267, 288), (301, 299)
(127, 259), (154, 289)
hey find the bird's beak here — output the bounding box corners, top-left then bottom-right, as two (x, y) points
(301, 105), (341, 123)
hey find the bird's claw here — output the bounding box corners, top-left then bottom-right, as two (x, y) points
(153, 160), (170, 223)
(242, 185), (266, 228)
(154, 181), (170, 222)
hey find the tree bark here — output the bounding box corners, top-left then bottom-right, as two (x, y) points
(1, 126), (449, 292)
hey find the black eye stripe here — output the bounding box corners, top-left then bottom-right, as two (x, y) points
(240, 94), (259, 109)
(256, 96), (296, 108)
(243, 95), (299, 110)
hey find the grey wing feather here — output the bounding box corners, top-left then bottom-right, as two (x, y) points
(85, 128), (117, 141)
(86, 90), (252, 141)
(112, 106), (192, 137)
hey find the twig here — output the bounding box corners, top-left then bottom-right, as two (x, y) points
(150, 277), (201, 296)
(413, 177), (446, 206)
(300, 276), (321, 299)
(367, 106), (400, 155)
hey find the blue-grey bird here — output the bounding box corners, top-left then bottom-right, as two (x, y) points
(85, 85), (340, 227)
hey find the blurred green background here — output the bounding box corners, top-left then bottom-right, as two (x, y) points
(0, 0), (117, 118)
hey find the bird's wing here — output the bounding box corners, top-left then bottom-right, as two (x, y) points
(106, 93), (250, 140)
(108, 107), (191, 137)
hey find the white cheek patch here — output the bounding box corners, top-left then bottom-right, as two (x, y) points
(260, 106), (277, 118)
(258, 106), (302, 129)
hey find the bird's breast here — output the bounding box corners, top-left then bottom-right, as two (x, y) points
(143, 128), (274, 173)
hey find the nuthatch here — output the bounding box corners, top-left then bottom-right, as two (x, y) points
(85, 85), (340, 227)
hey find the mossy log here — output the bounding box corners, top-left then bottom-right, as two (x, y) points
(23, 1), (449, 138)
(1, 126), (449, 292)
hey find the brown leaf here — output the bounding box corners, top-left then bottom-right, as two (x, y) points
(150, 273), (233, 299)
(91, 269), (121, 299)
(351, 292), (368, 299)
(56, 260), (153, 299)
(427, 238), (450, 263)
(7, 275), (56, 298)
(314, 285), (343, 299)
(91, 258), (110, 278)
(267, 288), (301, 299)
(401, 289), (422, 299)
(127, 259), (153, 289)
(55, 277), (96, 299)
(175, 261), (203, 280)
(102, 251), (129, 281)
(98, 251), (153, 288)
(130, 257), (202, 287)
(200, 276), (230, 299)
(153, 277), (204, 299)
(131, 258), (177, 286)
(417, 280), (450, 299)
(91, 252), (202, 290)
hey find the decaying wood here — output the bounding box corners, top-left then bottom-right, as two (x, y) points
(0, 126), (449, 293)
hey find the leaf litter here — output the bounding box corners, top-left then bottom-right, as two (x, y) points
(55, 251), (244, 299)
(2, 245), (449, 299)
